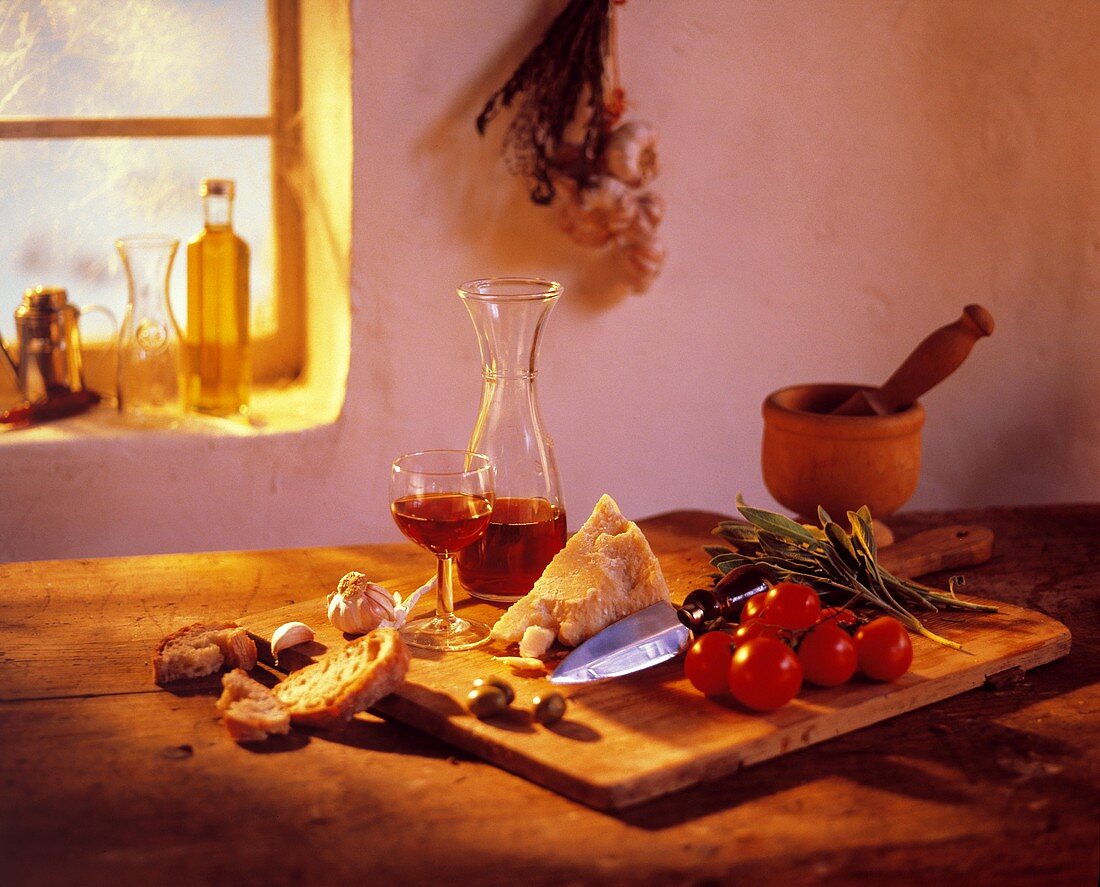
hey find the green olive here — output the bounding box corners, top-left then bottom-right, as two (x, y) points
(467, 685), (508, 719)
(532, 692), (567, 726)
(472, 676), (515, 706)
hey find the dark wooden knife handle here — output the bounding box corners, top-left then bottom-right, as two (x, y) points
(878, 525), (994, 579)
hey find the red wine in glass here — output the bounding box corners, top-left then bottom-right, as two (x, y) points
(389, 450), (495, 652)
(391, 492), (493, 555)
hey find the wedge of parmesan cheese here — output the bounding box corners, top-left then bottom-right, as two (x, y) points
(491, 494), (671, 654)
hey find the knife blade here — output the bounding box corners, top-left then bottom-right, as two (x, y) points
(550, 602), (691, 685)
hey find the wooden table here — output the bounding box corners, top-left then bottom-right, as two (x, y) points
(2, 505), (1097, 886)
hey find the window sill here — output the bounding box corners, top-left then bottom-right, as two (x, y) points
(0, 379), (341, 446)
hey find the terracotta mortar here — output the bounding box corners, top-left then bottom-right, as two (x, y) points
(761, 383), (925, 520)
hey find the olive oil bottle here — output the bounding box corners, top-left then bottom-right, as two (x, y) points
(186, 178), (250, 416)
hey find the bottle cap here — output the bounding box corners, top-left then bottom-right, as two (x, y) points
(200, 178), (235, 198)
(21, 285), (69, 312)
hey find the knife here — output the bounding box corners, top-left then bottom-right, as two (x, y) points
(550, 602), (690, 684)
(549, 524), (995, 684)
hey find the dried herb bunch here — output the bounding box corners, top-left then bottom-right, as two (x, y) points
(476, 0), (666, 291)
(477, 0), (615, 205)
(707, 499), (998, 651)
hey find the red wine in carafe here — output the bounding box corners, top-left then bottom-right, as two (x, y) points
(456, 496), (566, 601)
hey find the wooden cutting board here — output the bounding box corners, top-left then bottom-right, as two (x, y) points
(242, 521), (1070, 810)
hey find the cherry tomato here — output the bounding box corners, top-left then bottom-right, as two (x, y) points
(727, 637), (803, 711)
(731, 618), (783, 648)
(820, 606), (859, 629)
(763, 582), (821, 630)
(741, 592), (768, 622)
(854, 616), (913, 681)
(684, 631), (734, 695)
(797, 623), (858, 687)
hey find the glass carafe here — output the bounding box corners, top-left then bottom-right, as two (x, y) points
(116, 235), (183, 427)
(455, 278), (567, 602)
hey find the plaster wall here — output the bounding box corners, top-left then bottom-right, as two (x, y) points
(3, 0), (1098, 563)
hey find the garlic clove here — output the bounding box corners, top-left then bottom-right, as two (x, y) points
(635, 191), (664, 232)
(361, 583), (395, 621)
(619, 231), (667, 293)
(270, 621), (315, 661)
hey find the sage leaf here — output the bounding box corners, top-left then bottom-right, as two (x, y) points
(708, 495), (998, 652)
(736, 504), (822, 546)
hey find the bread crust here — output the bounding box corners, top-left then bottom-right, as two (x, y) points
(272, 628), (411, 728)
(217, 669), (291, 742)
(153, 622), (258, 684)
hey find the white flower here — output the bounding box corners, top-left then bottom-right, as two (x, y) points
(558, 176), (638, 247)
(602, 121), (660, 188)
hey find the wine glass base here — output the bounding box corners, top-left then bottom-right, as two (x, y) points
(400, 614), (491, 651)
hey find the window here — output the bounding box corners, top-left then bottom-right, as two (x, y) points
(0, 0), (304, 386)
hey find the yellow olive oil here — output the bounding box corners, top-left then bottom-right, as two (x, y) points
(186, 179), (250, 416)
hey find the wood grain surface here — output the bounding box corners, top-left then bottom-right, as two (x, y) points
(1, 505), (1097, 886)
(241, 522), (1062, 810)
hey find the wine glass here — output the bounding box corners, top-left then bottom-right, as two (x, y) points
(390, 450), (495, 651)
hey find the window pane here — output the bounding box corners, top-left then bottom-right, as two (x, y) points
(0, 0), (269, 118)
(0, 137), (275, 341)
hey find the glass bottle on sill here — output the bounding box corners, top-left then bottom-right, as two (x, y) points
(186, 178), (250, 417)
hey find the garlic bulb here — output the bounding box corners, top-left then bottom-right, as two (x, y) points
(328, 572), (433, 634)
(619, 231), (667, 293)
(558, 176), (638, 247)
(328, 572), (395, 634)
(602, 121), (660, 189)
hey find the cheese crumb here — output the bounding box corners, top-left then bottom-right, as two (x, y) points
(519, 625), (556, 659)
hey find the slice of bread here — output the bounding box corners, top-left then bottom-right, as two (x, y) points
(491, 494), (671, 654)
(217, 669), (291, 742)
(272, 627), (411, 728)
(153, 622), (258, 684)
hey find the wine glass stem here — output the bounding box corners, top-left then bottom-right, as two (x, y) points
(436, 555), (456, 621)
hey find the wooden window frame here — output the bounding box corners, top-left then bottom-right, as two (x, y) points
(0, 0), (304, 383)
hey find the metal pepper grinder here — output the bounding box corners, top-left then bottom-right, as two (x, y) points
(0, 286), (94, 403)
(0, 286), (115, 425)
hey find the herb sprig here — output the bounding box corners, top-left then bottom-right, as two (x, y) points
(706, 498), (997, 651)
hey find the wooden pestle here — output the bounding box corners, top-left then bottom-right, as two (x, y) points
(832, 304), (994, 416)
